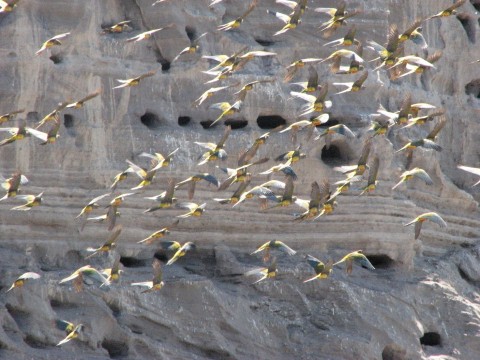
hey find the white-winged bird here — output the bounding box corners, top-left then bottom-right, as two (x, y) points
(404, 212), (447, 239)
(6, 272), (41, 292)
(166, 242), (196, 265)
(333, 250), (375, 274)
(131, 258), (165, 293)
(85, 225), (122, 259)
(303, 256), (333, 282)
(59, 265), (110, 292)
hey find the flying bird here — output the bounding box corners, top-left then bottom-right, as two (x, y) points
(35, 32), (70, 56)
(85, 225), (122, 259)
(284, 58), (322, 82)
(251, 240), (296, 263)
(333, 250), (375, 274)
(392, 168), (433, 190)
(66, 91), (100, 109)
(315, 123), (355, 149)
(303, 256), (333, 282)
(267, 0), (307, 36)
(0, 0), (20, 13)
(59, 265), (110, 292)
(176, 173), (219, 200)
(55, 320), (84, 347)
(0, 172), (28, 201)
(404, 212), (447, 239)
(332, 71), (368, 95)
(166, 242), (196, 265)
(139, 148), (179, 171)
(245, 259), (278, 284)
(101, 20), (131, 34)
(126, 25), (173, 43)
(217, 0), (257, 31)
(138, 219), (180, 245)
(172, 32), (208, 63)
(426, 0), (466, 20)
(101, 255), (122, 283)
(113, 71), (156, 89)
(196, 125), (231, 165)
(323, 25), (359, 47)
(6, 272), (40, 292)
(0, 125), (48, 146)
(0, 109), (24, 124)
(290, 84), (332, 116)
(11, 192), (43, 211)
(144, 178), (177, 212)
(176, 202), (206, 218)
(359, 156), (380, 196)
(131, 258), (165, 293)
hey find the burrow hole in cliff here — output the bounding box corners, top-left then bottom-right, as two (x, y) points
(472, 0), (480, 11)
(366, 254), (395, 269)
(157, 58), (171, 72)
(24, 335), (48, 349)
(420, 332), (442, 347)
(119, 256), (148, 268)
(225, 118), (248, 129)
(185, 26), (196, 40)
(320, 139), (355, 166)
(63, 114), (77, 137)
(256, 115), (286, 129)
(178, 116), (191, 127)
(254, 38), (275, 47)
(456, 13), (476, 43)
(102, 339), (129, 359)
(200, 120), (215, 129)
(382, 343), (406, 360)
(465, 79), (480, 97)
(140, 112), (162, 130)
(64, 114), (74, 128)
(26, 111), (39, 122)
(49, 54), (63, 64)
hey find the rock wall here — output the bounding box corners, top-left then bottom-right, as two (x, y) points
(0, 0), (480, 359)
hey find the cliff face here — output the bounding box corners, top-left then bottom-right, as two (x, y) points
(0, 0), (480, 359)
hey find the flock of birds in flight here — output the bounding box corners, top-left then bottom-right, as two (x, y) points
(0, 0), (478, 348)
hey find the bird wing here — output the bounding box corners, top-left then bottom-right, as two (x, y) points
(105, 225), (122, 246)
(126, 159), (147, 179)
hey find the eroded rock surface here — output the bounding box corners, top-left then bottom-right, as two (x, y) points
(0, 0), (480, 359)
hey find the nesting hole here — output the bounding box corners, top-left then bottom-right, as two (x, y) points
(160, 60), (171, 72)
(24, 335), (47, 349)
(456, 13), (476, 43)
(420, 332), (441, 347)
(366, 254), (394, 269)
(140, 112), (161, 129)
(257, 115), (286, 129)
(178, 116), (191, 127)
(26, 112), (39, 122)
(471, 0), (480, 12)
(185, 26), (196, 41)
(321, 145), (341, 165)
(49, 54), (63, 64)
(224, 119), (248, 129)
(465, 79), (480, 97)
(102, 339), (129, 358)
(63, 114), (77, 137)
(382, 343), (406, 360)
(63, 114), (74, 128)
(200, 120), (215, 129)
(119, 257), (148, 268)
(254, 38), (275, 47)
